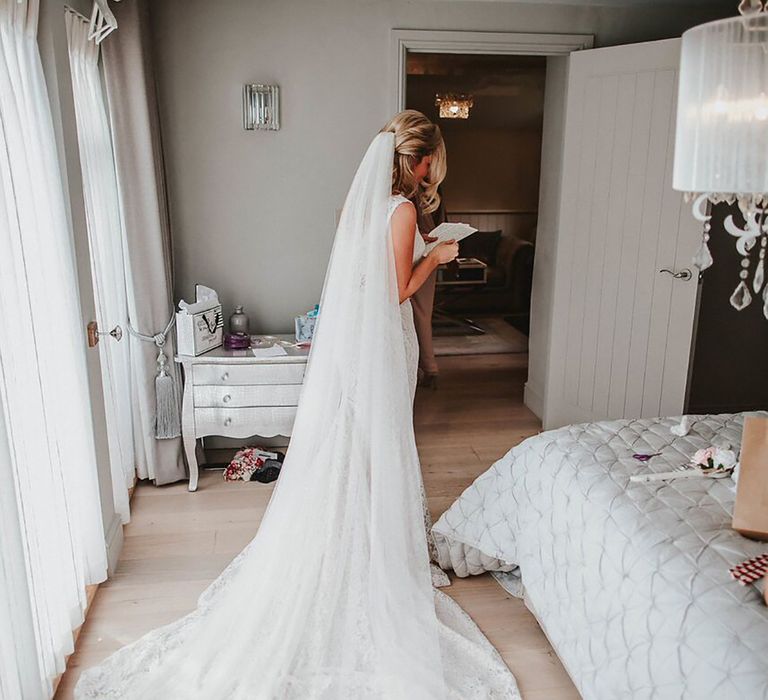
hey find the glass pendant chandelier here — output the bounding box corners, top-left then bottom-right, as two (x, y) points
(435, 93), (474, 119)
(673, 1), (768, 316)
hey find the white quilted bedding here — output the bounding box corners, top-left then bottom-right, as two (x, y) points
(432, 414), (768, 700)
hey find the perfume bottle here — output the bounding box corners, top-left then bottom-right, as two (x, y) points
(229, 305), (250, 335)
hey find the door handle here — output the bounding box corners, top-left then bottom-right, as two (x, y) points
(86, 322), (123, 347)
(659, 268), (692, 281)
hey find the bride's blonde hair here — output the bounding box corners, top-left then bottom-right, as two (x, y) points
(380, 110), (446, 215)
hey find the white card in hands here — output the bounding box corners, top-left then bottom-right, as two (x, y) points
(423, 222), (478, 255)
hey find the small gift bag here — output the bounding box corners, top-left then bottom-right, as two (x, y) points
(733, 415), (768, 541)
(176, 285), (224, 356)
(295, 304), (319, 343)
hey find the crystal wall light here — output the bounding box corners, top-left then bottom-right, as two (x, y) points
(243, 84), (280, 131)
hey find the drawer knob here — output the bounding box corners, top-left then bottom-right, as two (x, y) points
(222, 394), (232, 403)
(221, 371), (230, 381)
(224, 417), (232, 426)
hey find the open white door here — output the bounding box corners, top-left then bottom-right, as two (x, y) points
(534, 39), (701, 429)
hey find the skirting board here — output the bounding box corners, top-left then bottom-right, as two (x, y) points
(104, 513), (124, 577)
(524, 382), (543, 420)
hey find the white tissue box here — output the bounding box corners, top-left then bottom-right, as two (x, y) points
(176, 285), (224, 356)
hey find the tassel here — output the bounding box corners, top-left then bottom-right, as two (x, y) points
(154, 343), (181, 439)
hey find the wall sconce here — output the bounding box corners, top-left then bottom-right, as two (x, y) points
(243, 84), (280, 131)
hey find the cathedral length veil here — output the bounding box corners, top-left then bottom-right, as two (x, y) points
(75, 132), (519, 699)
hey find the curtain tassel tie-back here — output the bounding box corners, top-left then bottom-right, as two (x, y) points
(128, 315), (181, 439)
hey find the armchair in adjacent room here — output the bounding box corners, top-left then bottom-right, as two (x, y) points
(438, 229), (535, 324)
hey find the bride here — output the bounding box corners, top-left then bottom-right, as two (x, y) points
(75, 110), (519, 699)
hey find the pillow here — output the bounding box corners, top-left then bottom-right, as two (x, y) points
(459, 230), (503, 266)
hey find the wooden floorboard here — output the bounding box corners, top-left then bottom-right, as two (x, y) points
(55, 352), (579, 699)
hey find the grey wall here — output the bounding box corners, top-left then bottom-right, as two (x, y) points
(150, 0), (734, 334)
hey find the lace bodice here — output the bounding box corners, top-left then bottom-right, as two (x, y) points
(388, 194), (426, 264)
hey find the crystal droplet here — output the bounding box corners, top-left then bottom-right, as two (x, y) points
(730, 280), (753, 311)
(739, 0), (763, 16)
(754, 259), (765, 294)
(692, 240), (714, 271)
(763, 285), (768, 319)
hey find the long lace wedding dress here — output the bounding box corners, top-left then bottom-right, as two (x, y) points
(75, 133), (519, 699)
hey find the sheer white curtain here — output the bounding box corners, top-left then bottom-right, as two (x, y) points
(0, 0), (108, 696)
(66, 8), (133, 521)
(0, 395), (40, 700)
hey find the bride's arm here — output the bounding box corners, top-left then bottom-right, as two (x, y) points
(391, 202), (456, 304)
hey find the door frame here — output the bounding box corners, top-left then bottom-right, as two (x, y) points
(390, 29), (594, 113)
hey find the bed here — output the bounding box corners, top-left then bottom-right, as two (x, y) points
(432, 413), (768, 699)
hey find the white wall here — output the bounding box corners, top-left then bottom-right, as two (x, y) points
(150, 0), (733, 334)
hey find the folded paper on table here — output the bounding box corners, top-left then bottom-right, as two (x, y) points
(252, 345), (288, 358)
(423, 222), (478, 255)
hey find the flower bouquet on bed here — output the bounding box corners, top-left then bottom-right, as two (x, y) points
(630, 445), (738, 483)
(690, 446), (738, 477)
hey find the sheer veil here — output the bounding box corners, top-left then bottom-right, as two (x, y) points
(74, 131), (453, 698)
(76, 131), (521, 699)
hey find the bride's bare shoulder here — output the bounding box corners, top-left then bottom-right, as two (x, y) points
(390, 198), (417, 249)
(389, 193), (415, 214)
(390, 197), (416, 224)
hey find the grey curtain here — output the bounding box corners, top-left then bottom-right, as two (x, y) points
(102, 0), (186, 485)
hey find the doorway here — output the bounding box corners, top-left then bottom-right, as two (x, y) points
(406, 52), (543, 358)
(392, 30), (592, 413)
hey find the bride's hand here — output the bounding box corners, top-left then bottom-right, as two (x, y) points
(431, 239), (459, 265)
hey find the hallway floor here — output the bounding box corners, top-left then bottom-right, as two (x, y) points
(56, 353), (578, 700)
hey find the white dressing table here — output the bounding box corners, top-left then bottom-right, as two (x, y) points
(175, 336), (309, 491)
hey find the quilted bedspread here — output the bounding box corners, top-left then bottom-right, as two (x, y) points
(432, 414), (768, 700)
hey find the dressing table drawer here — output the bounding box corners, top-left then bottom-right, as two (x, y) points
(194, 406), (298, 439)
(193, 363), (305, 386)
(194, 384), (302, 408)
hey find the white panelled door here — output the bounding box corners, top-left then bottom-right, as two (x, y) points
(543, 39), (701, 429)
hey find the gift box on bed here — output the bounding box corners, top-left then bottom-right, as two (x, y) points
(733, 415), (768, 541)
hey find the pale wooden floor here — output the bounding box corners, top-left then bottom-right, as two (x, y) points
(56, 352), (579, 699)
